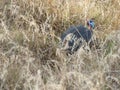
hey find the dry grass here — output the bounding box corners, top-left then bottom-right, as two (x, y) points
(0, 0), (120, 90)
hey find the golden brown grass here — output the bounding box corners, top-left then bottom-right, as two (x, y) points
(0, 0), (120, 90)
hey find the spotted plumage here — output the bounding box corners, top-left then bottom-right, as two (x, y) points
(61, 19), (95, 54)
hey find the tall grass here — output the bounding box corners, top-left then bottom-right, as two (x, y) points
(0, 0), (120, 90)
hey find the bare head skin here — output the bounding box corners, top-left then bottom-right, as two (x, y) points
(86, 18), (95, 30)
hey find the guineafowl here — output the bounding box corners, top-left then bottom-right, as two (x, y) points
(61, 19), (95, 54)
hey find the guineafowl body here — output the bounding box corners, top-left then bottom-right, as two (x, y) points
(61, 25), (93, 54)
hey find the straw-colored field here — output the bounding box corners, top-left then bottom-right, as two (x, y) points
(0, 0), (120, 90)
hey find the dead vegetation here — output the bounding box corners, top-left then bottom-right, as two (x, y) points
(0, 0), (120, 90)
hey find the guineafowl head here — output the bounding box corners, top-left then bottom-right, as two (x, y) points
(87, 19), (95, 30)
